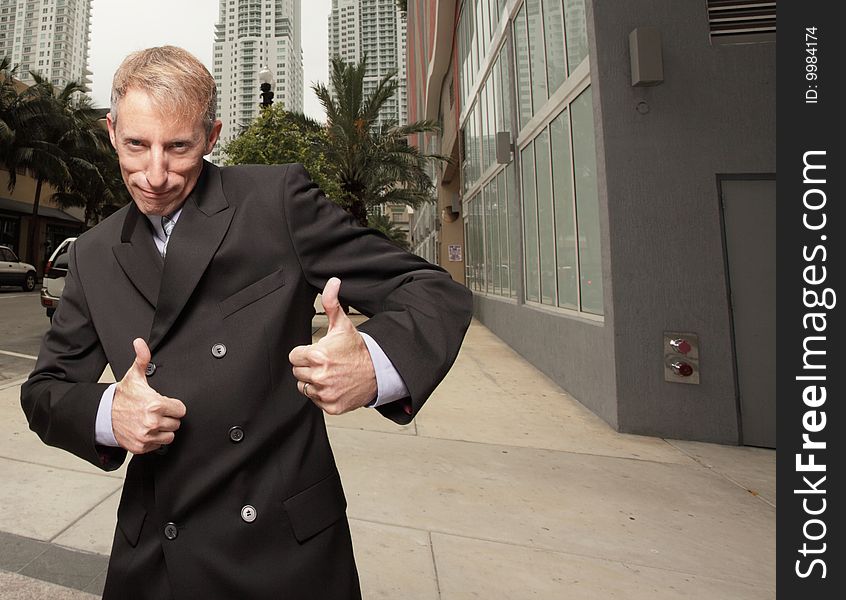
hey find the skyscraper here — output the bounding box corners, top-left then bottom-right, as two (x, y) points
(0, 0), (92, 91)
(328, 0), (407, 127)
(212, 0), (303, 163)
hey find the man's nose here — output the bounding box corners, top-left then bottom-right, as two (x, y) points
(145, 149), (168, 189)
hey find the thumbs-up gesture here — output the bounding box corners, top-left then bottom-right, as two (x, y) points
(288, 277), (377, 415)
(112, 338), (187, 454)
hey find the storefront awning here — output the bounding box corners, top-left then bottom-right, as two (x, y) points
(0, 197), (84, 223)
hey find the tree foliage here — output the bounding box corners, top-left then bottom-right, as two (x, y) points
(367, 212), (409, 250)
(222, 105), (344, 203)
(223, 55), (445, 238)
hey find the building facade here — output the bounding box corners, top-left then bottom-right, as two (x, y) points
(407, 0), (775, 446)
(328, 0), (407, 126)
(212, 0), (304, 164)
(0, 0), (92, 90)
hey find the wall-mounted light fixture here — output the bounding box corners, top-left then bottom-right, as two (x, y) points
(629, 27), (664, 87)
(495, 131), (513, 165)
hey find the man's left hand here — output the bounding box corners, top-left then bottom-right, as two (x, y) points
(288, 277), (377, 414)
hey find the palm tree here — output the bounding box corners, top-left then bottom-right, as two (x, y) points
(27, 73), (117, 217)
(367, 212), (410, 250)
(0, 64), (114, 262)
(313, 56), (446, 227)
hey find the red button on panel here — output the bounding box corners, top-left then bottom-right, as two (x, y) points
(671, 361), (694, 377)
(670, 339), (692, 355)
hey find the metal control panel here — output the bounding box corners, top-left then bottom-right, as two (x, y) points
(664, 332), (700, 384)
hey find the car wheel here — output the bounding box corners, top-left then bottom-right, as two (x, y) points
(23, 271), (36, 292)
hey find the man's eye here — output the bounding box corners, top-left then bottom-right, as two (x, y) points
(128, 140), (143, 147)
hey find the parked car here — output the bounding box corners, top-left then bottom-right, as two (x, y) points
(41, 237), (76, 319)
(0, 245), (37, 291)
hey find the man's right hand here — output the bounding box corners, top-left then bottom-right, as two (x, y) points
(112, 338), (186, 454)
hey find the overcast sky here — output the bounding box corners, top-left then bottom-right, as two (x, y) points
(88, 0), (332, 121)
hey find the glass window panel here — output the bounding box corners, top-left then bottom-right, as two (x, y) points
(550, 108), (578, 309)
(468, 125), (472, 192)
(480, 0), (489, 57)
(489, 176), (501, 294)
(480, 80), (489, 171)
(493, 51), (505, 134)
(497, 169), (510, 294)
(512, 4), (532, 131)
(473, 104), (482, 182)
(473, 195), (482, 292)
(487, 74), (497, 168)
(488, 56), (503, 137)
(564, 0), (588, 74)
(478, 195), (486, 291)
(521, 142), (540, 302)
(506, 163), (519, 298)
(469, 200), (477, 290)
(526, 0), (547, 115)
(468, 16), (475, 105)
(458, 10), (466, 107)
(473, 0), (482, 77)
(534, 129), (555, 305)
(571, 87), (603, 315)
(467, 106), (475, 189)
(467, 200), (474, 290)
(483, 183), (494, 293)
(543, 0), (566, 93)
(499, 46), (516, 138)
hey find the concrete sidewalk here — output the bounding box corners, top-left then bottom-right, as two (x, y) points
(0, 319), (775, 599)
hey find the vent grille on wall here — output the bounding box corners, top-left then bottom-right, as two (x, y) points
(707, 0), (775, 44)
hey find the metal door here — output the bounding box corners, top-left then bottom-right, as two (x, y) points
(721, 178), (776, 447)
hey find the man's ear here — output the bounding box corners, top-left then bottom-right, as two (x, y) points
(106, 112), (118, 149)
(205, 119), (223, 155)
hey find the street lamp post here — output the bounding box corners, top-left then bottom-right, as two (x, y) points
(259, 68), (274, 108)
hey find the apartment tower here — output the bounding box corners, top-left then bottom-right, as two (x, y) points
(0, 0), (92, 90)
(212, 0), (303, 163)
(328, 0), (407, 127)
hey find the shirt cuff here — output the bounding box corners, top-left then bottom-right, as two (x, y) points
(95, 383), (120, 447)
(359, 331), (409, 408)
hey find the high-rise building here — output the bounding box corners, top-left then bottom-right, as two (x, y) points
(0, 0), (92, 91)
(212, 0), (303, 164)
(328, 0), (407, 127)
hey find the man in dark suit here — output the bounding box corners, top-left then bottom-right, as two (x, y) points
(20, 46), (471, 599)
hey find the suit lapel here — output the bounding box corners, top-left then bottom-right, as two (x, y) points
(113, 203), (163, 309)
(148, 162), (235, 351)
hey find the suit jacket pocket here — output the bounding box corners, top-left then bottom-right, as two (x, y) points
(117, 502), (147, 548)
(219, 268), (285, 318)
(283, 471), (347, 543)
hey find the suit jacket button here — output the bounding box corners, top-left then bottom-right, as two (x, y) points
(211, 343), (227, 358)
(145, 362), (157, 376)
(229, 426), (244, 443)
(241, 505), (257, 523)
(163, 522), (178, 540)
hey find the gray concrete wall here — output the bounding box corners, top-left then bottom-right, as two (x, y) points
(474, 296), (618, 428)
(587, 0), (776, 442)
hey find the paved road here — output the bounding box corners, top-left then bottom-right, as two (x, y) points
(0, 288), (48, 384)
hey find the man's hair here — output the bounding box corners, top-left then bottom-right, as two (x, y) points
(111, 46), (217, 133)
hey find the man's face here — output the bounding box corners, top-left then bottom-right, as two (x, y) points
(107, 88), (222, 216)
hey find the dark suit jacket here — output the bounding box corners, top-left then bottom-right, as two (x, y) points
(21, 162), (472, 599)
